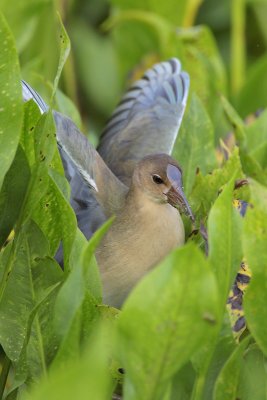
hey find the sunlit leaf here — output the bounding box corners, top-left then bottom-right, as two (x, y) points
(243, 180), (267, 357)
(237, 344), (267, 400)
(190, 147), (244, 220)
(0, 145), (30, 247)
(118, 243), (219, 400)
(23, 322), (114, 400)
(0, 221), (61, 363)
(208, 177), (243, 310)
(173, 92), (216, 195)
(213, 336), (250, 400)
(0, 12), (23, 191)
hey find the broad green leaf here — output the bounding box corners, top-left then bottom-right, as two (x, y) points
(53, 254), (87, 339)
(20, 101), (42, 168)
(213, 336), (250, 400)
(34, 111), (57, 166)
(237, 344), (267, 400)
(222, 95), (267, 185)
(52, 297), (119, 371)
(190, 321), (236, 400)
(21, 117), (53, 223)
(0, 145), (30, 247)
(170, 362), (196, 400)
(208, 177), (243, 310)
(23, 322), (114, 400)
(81, 216), (115, 301)
(0, 220), (61, 363)
(190, 147), (243, 220)
(21, 110), (72, 262)
(32, 173), (76, 261)
(51, 305), (83, 369)
(173, 92), (216, 195)
(12, 272), (62, 388)
(243, 180), (267, 356)
(0, 12), (23, 191)
(117, 243), (219, 400)
(53, 218), (113, 339)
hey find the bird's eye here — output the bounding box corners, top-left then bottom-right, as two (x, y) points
(152, 174), (164, 184)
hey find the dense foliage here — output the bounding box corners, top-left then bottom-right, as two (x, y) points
(0, 0), (267, 399)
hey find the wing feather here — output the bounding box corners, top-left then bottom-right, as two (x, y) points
(97, 58), (189, 185)
(21, 81), (126, 218)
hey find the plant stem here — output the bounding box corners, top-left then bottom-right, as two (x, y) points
(0, 354), (11, 399)
(231, 0), (246, 95)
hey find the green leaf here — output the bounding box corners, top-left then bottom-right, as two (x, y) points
(221, 95), (267, 185)
(243, 179), (267, 357)
(53, 256), (87, 339)
(237, 344), (267, 400)
(245, 108), (267, 170)
(23, 322), (114, 400)
(236, 53), (267, 118)
(213, 336), (250, 400)
(173, 92), (216, 195)
(81, 216), (115, 301)
(51, 13), (70, 101)
(20, 101), (42, 168)
(190, 147), (243, 220)
(170, 362), (196, 400)
(117, 243), (219, 400)
(20, 129), (51, 226)
(178, 26), (228, 141)
(32, 173), (77, 261)
(34, 111), (57, 166)
(13, 270), (62, 387)
(208, 177), (243, 311)
(55, 88), (82, 130)
(109, 0), (204, 28)
(0, 0), (42, 53)
(192, 334), (236, 400)
(220, 95), (246, 146)
(0, 145), (31, 247)
(0, 220), (61, 363)
(53, 218), (113, 340)
(104, 12), (173, 89)
(0, 12), (23, 191)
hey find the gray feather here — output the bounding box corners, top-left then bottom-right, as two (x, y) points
(97, 58), (190, 186)
(21, 81), (126, 239)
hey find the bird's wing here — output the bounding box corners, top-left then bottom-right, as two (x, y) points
(97, 58), (190, 186)
(22, 81), (127, 219)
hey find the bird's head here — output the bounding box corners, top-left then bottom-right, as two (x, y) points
(132, 154), (194, 221)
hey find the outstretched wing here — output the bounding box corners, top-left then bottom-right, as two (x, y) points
(22, 81), (127, 220)
(97, 58), (189, 186)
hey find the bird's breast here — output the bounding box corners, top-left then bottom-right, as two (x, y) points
(96, 202), (185, 308)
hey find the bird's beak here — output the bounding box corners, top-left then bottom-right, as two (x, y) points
(166, 164), (195, 222)
(166, 185), (195, 221)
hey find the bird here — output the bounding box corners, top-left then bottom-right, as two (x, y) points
(22, 58), (194, 308)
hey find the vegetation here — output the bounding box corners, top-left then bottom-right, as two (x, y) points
(0, 0), (267, 399)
